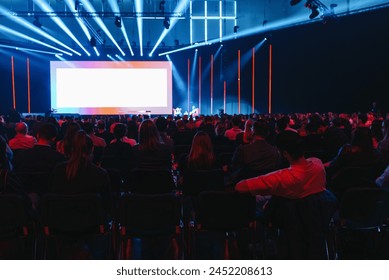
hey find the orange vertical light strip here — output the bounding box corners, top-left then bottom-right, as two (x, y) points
(238, 50), (241, 114)
(224, 81), (227, 114)
(252, 48), (255, 114)
(187, 58), (190, 113)
(27, 58), (31, 113)
(268, 44), (273, 114)
(199, 56), (202, 115)
(210, 55), (214, 115)
(11, 56), (16, 109)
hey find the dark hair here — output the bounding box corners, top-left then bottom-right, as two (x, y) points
(82, 122), (95, 134)
(138, 119), (162, 151)
(188, 131), (215, 169)
(62, 122), (81, 157)
(113, 123), (127, 140)
(66, 130), (93, 181)
(38, 123), (58, 141)
(351, 127), (373, 151)
(231, 116), (241, 127)
(97, 120), (106, 130)
(358, 113), (368, 124)
(253, 119), (269, 138)
(371, 119), (383, 142)
(277, 116), (290, 131)
(155, 116), (168, 132)
(276, 130), (304, 160)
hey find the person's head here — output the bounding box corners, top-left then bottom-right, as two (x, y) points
(113, 123), (127, 140)
(276, 116), (290, 132)
(63, 122), (81, 157)
(82, 122), (95, 135)
(155, 116), (168, 133)
(276, 130), (304, 161)
(37, 122), (58, 144)
(253, 119), (269, 138)
(188, 131), (215, 169)
(231, 116), (241, 128)
(15, 122), (28, 135)
(371, 119), (383, 141)
(351, 127), (373, 151)
(138, 119), (161, 150)
(358, 113), (368, 125)
(97, 120), (106, 131)
(306, 114), (323, 134)
(204, 115), (213, 124)
(66, 130), (93, 180)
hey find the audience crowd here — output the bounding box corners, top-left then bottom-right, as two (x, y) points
(1, 109), (389, 259)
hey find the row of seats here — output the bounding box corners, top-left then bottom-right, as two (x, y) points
(0, 191), (255, 260)
(2, 187), (389, 260)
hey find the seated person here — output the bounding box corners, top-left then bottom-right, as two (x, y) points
(178, 131), (223, 194)
(102, 123), (134, 181)
(132, 119), (172, 171)
(325, 127), (384, 179)
(50, 130), (111, 213)
(8, 122), (37, 151)
(231, 119), (282, 180)
(235, 130), (326, 199)
(13, 123), (66, 195)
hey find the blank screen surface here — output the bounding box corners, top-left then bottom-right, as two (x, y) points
(50, 61), (172, 115)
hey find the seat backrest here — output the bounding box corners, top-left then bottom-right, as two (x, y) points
(39, 193), (108, 234)
(330, 166), (377, 199)
(117, 193), (181, 237)
(15, 171), (50, 195)
(339, 187), (389, 228)
(264, 190), (338, 259)
(0, 194), (35, 259)
(197, 191), (256, 231)
(128, 168), (175, 194)
(182, 169), (225, 196)
(0, 194), (32, 238)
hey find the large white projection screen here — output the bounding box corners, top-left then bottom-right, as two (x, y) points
(50, 61), (172, 115)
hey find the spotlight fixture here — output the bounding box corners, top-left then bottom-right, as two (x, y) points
(114, 16), (122, 28)
(233, 25), (239, 33)
(163, 17), (170, 29)
(290, 0), (303, 5)
(33, 16), (42, 28)
(90, 36), (96, 47)
(305, 0), (320, 19)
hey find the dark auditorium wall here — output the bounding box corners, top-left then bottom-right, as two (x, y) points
(269, 7), (389, 114)
(0, 52), (50, 114)
(0, 7), (388, 115)
(170, 7), (389, 115)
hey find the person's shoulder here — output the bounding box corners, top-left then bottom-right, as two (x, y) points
(307, 157), (324, 165)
